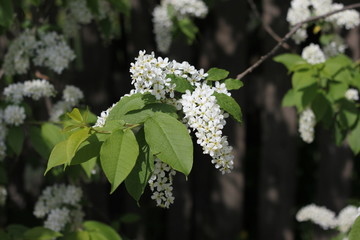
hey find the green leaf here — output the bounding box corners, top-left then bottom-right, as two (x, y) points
(29, 0), (42, 6)
(349, 216), (360, 240)
(83, 221), (122, 240)
(292, 69), (317, 90)
(224, 78), (243, 90)
(311, 93), (332, 123)
(100, 129), (139, 193)
(62, 231), (90, 240)
(338, 99), (358, 129)
(350, 71), (360, 90)
(0, 230), (10, 240)
(273, 53), (306, 71)
(23, 227), (62, 240)
(282, 89), (298, 107)
(125, 128), (154, 202)
(0, 0), (14, 28)
(177, 17), (198, 44)
(6, 224), (28, 239)
(67, 108), (84, 123)
(6, 126), (24, 155)
(334, 68), (353, 84)
(71, 134), (102, 165)
(144, 112), (193, 175)
(328, 81), (348, 102)
(107, 93), (156, 122)
(334, 122), (346, 146)
(206, 68), (229, 81)
(86, 0), (99, 15)
(45, 140), (68, 174)
(28, 126), (51, 159)
(213, 92), (242, 122)
(66, 128), (91, 164)
(122, 103), (178, 124)
(322, 54), (351, 77)
(167, 74), (194, 93)
(300, 84), (318, 107)
(41, 123), (66, 149)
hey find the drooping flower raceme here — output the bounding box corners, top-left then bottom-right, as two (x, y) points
(180, 83), (234, 174)
(33, 32), (76, 74)
(287, 0), (360, 43)
(297, 204), (360, 234)
(152, 0), (208, 53)
(298, 108), (316, 143)
(301, 43), (326, 65)
(34, 184), (84, 232)
(3, 105), (26, 126)
(2, 30), (38, 76)
(148, 158), (176, 208)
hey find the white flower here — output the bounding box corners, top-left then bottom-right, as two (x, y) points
(2, 30), (38, 76)
(0, 186), (7, 206)
(44, 208), (70, 232)
(301, 44), (326, 65)
(152, 0), (208, 53)
(345, 89), (359, 101)
(3, 83), (25, 104)
(149, 158), (176, 208)
(298, 108), (316, 143)
(62, 85), (84, 105)
(33, 32), (75, 74)
(296, 204), (337, 230)
(323, 41), (346, 58)
(23, 79), (56, 100)
(4, 105), (26, 126)
(67, 0), (93, 24)
(94, 103), (116, 128)
(337, 205), (360, 233)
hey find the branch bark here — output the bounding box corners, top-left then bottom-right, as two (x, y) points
(236, 3), (360, 80)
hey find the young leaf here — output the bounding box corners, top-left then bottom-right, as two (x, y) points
(41, 123), (66, 148)
(349, 216), (360, 240)
(67, 108), (84, 123)
(66, 128), (91, 165)
(125, 128), (154, 202)
(23, 227), (62, 240)
(123, 103), (177, 124)
(71, 134), (102, 165)
(167, 74), (194, 93)
(45, 140), (68, 174)
(6, 126), (24, 156)
(213, 92), (242, 122)
(224, 78), (243, 90)
(292, 69), (316, 90)
(177, 17), (198, 44)
(84, 221), (122, 240)
(100, 129), (139, 193)
(206, 68), (229, 81)
(144, 112), (193, 175)
(273, 53), (306, 71)
(282, 89), (296, 107)
(107, 93), (156, 121)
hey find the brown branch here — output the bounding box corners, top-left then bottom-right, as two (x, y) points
(236, 2), (360, 80)
(246, 0), (290, 49)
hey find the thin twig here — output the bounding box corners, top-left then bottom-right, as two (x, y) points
(236, 3), (360, 80)
(246, 0), (290, 49)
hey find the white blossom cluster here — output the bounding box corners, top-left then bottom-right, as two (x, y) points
(0, 185), (7, 206)
(323, 41), (346, 58)
(298, 108), (316, 143)
(148, 158), (176, 208)
(33, 32), (75, 74)
(63, 0), (113, 37)
(94, 103), (116, 128)
(180, 83), (234, 174)
(3, 31), (75, 75)
(296, 204), (360, 233)
(2, 30), (38, 76)
(34, 184), (84, 232)
(3, 105), (26, 126)
(287, 0), (360, 44)
(301, 43), (326, 65)
(152, 0), (208, 53)
(345, 88), (359, 101)
(50, 85), (84, 121)
(3, 79), (55, 104)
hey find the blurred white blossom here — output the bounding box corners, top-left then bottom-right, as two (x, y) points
(298, 108), (316, 143)
(301, 43), (326, 65)
(4, 105), (26, 126)
(345, 89), (359, 101)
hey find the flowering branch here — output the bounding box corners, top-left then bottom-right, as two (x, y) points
(236, 2), (360, 80)
(246, 0), (290, 49)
